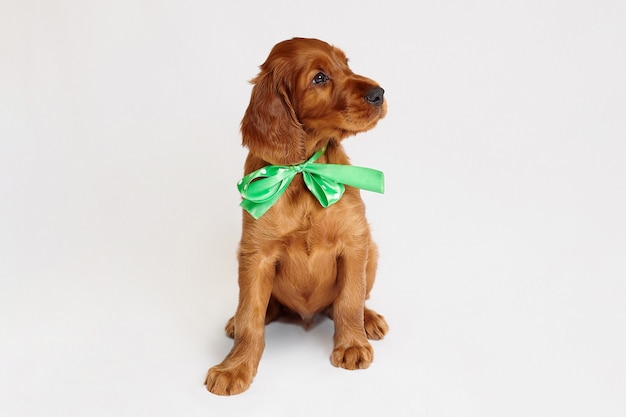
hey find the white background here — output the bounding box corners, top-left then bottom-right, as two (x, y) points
(1, 1), (625, 416)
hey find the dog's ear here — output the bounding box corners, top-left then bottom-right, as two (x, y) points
(241, 65), (306, 165)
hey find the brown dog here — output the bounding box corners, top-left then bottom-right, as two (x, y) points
(205, 38), (388, 395)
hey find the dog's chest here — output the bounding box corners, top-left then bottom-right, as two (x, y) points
(274, 197), (341, 260)
(273, 222), (342, 315)
(280, 218), (338, 255)
(264, 185), (366, 314)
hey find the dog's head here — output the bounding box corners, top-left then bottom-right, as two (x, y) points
(241, 37), (386, 165)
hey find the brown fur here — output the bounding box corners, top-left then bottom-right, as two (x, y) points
(205, 38), (388, 395)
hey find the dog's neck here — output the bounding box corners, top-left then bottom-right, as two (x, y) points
(306, 138), (338, 162)
(238, 143), (384, 219)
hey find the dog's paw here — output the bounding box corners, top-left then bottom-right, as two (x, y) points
(330, 341), (374, 370)
(204, 364), (254, 396)
(364, 308), (389, 340)
(224, 317), (235, 339)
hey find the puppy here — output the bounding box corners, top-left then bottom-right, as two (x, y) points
(205, 37), (388, 395)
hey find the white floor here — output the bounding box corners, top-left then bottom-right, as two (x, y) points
(2, 1), (625, 416)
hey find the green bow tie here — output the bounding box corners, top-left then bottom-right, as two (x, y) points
(237, 147), (384, 219)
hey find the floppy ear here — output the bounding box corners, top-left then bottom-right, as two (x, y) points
(240, 66), (306, 165)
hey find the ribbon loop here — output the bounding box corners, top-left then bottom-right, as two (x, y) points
(303, 171), (345, 208)
(237, 147), (384, 219)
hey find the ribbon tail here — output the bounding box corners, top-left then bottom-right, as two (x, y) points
(305, 164), (385, 194)
(240, 197), (277, 219)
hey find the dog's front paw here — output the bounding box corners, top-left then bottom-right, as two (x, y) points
(330, 341), (374, 370)
(204, 364), (253, 396)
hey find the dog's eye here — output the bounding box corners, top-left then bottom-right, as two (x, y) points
(312, 72), (329, 85)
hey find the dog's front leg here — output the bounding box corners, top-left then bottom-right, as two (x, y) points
(205, 252), (275, 395)
(330, 246), (374, 370)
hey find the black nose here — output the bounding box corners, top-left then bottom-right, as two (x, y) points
(365, 87), (385, 106)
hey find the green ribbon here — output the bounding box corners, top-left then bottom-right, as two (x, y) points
(237, 147), (384, 219)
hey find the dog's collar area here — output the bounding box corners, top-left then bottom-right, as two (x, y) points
(237, 146), (384, 219)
